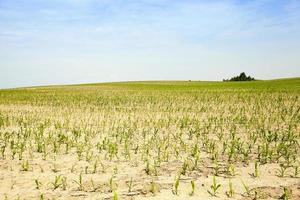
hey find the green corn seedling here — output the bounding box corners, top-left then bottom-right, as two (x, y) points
(150, 178), (157, 196)
(253, 160), (259, 178)
(226, 179), (234, 198)
(277, 164), (288, 177)
(113, 191), (118, 200)
(281, 187), (290, 200)
(173, 176), (180, 195)
(241, 179), (250, 196)
(21, 160), (29, 171)
(74, 173), (84, 191)
(35, 179), (41, 190)
(126, 177), (133, 192)
(209, 176), (221, 196)
(51, 175), (62, 190)
(189, 180), (195, 196)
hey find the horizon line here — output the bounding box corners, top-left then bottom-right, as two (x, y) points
(1, 76), (299, 90)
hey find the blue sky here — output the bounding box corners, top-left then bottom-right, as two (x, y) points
(0, 0), (300, 88)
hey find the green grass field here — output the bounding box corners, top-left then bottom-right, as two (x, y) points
(0, 78), (299, 199)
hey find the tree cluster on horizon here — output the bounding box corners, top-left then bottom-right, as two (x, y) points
(223, 72), (255, 82)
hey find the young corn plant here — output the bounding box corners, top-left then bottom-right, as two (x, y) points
(113, 191), (118, 200)
(52, 162), (59, 173)
(35, 179), (41, 190)
(85, 149), (93, 162)
(71, 164), (76, 173)
(39, 165), (44, 173)
(21, 160), (29, 171)
(241, 179), (250, 197)
(149, 178), (157, 196)
(293, 165), (298, 178)
(126, 177), (133, 193)
(85, 166), (89, 174)
(189, 180), (195, 196)
(61, 176), (67, 190)
(277, 164), (289, 177)
(209, 176), (221, 196)
(226, 163), (236, 177)
(145, 160), (151, 175)
(280, 187), (290, 200)
(149, 178), (158, 196)
(92, 160), (98, 174)
(254, 190), (258, 200)
(226, 179), (234, 198)
(39, 193), (44, 200)
(192, 152), (200, 170)
(109, 176), (117, 192)
(172, 175), (180, 195)
(10, 180), (16, 190)
(252, 160), (259, 178)
(113, 166), (118, 176)
(90, 178), (98, 192)
(1, 144), (6, 159)
(213, 161), (221, 176)
(51, 175), (62, 190)
(18, 142), (25, 160)
(180, 159), (189, 175)
(74, 173), (84, 191)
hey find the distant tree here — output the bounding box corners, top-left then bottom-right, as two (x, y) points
(223, 72), (255, 82)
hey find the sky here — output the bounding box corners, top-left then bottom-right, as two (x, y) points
(0, 0), (300, 88)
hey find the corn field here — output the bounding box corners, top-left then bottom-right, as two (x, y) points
(0, 79), (299, 199)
